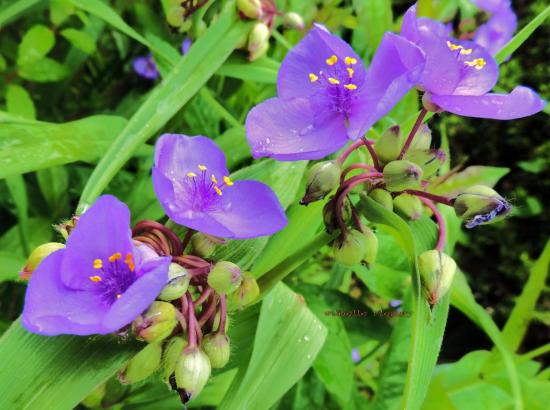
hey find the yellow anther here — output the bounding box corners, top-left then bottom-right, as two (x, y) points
(124, 253), (135, 272)
(345, 56), (357, 65)
(446, 40), (462, 51)
(198, 164), (207, 171)
(223, 176), (234, 186)
(328, 77), (340, 85)
(108, 252), (121, 262)
(93, 259), (103, 269)
(347, 67), (354, 78)
(309, 73), (319, 83)
(460, 47), (472, 55)
(344, 84), (357, 90)
(214, 186), (223, 196)
(326, 55), (338, 66)
(465, 58), (486, 70)
(211, 174), (218, 184)
(89, 275), (102, 283)
(187, 172), (197, 178)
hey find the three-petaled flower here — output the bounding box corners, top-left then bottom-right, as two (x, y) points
(22, 195), (171, 336)
(152, 134), (287, 239)
(245, 24), (425, 160)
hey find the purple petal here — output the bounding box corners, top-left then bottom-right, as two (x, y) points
(22, 250), (109, 336)
(277, 24), (366, 100)
(133, 55), (159, 80)
(472, 0), (511, 14)
(347, 33), (426, 138)
(430, 86), (546, 119)
(351, 348), (361, 363)
(181, 38), (192, 55)
(474, 7), (517, 56)
(245, 97), (349, 161)
(102, 256), (171, 332)
(207, 180), (288, 239)
(61, 195), (133, 291)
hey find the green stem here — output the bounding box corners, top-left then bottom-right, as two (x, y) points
(199, 87), (241, 128)
(520, 342), (550, 363)
(271, 30), (292, 50)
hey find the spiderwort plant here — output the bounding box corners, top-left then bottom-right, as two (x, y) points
(471, 0), (517, 56)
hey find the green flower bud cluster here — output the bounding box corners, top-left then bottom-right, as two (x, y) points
(333, 228), (378, 268)
(302, 161), (341, 205)
(383, 160), (423, 192)
(323, 196), (352, 233)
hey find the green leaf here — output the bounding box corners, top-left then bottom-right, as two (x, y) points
(36, 166), (70, 216)
(18, 57), (70, 82)
(495, 5), (550, 64)
(0, 0), (44, 28)
(431, 166), (510, 196)
(17, 24), (55, 66)
(50, 0), (75, 25)
(353, 0), (392, 55)
(5, 84), (36, 119)
(217, 55), (279, 83)
(0, 114), (129, 178)
(77, 5), (249, 210)
(5, 175), (30, 256)
(221, 283), (327, 410)
(0, 320), (140, 409)
(417, 0), (458, 21)
(60, 28), (96, 54)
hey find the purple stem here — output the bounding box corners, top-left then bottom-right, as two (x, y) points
(181, 229), (195, 253)
(194, 287), (212, 306)
(341, 163), (377, 182)
(419, 197), (446, 252)
(186, 292), (197, 348)
(405, 189), (454, 206)
(219, 295), (227, 334)
(362, 137), (382, 171)
(397, 108), (428, 160)
(336, 138), (380, 170)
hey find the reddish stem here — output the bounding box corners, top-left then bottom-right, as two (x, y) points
(181, 229), (195, 253)
(194, 287), (213, 306)
(397, 108), (428, 160)
(186, 292), (197, 348)
(341, 163), (377, 182)
(336, 138), (380, 170)
(218, 295), (227, 334)
(362, 137), (382, 171)
(405, 189), (454, 206)
(197, 295), (218, 327)
(419, 197), (446, 252)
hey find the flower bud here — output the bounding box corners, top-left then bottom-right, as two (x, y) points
(248, 22), (270, 61)
(453, 185), (512, 228)
(191, 233), (218, 258)
(20, 242), (65, 280)
(283, 12), (305, 30)
(418, 250), (456, 305)
(237, 0), (263, 19)
(229, 272), (260, 309)
(323, 196), (351, 233)
(166, 6), (183, 27)
(422, 93), (443, 113)
(368, 188), (393, 211)
(208, 261), (242, 294)
(361, 227), (378, 269)
(81, 384), (106, 408)
(158, 263), (190, 301)
(409, 124), (432, 151)
(404, 149), (446, 178)
(162, 336), (186, 382)
(119, 342), (162, 384)
(133, 301), (177, 343)
(374, 125), (401, 164)
(53, 215), (79, 240)
(301, 161), (341, 205)
(383, 160), (423, 192)
(333, 230), (366, 266)
(175, 347), (211, 400)
(393, 193), (424, 221)
(202, 333), (230, 368)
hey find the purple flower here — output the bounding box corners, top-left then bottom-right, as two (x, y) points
(351, 348), (361, 363)
(132, 54), (160, 80)
(152, 134), (287, 239)
(22, 196), (171, 336)
(465, 199), (512, 228)
(181, 38), (192, 55)
(245, 24), (425, 161)
(401, 5), (545, 120)
(472, 0), (517, 56)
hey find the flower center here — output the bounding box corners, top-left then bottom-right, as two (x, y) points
(89, 252), (136, 303)
(446, 41), (487, 70)
(308, 54), (360, 114)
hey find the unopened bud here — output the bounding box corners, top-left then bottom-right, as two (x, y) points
(191, 233), (221, 258)
(162, 336), (186, 382)
(418, 250), (456, 305)
(159, 263), (190, 301)
(323, 196), (351, 233)
(422, 93), (443, 113)
(361, 227), (378, 269)
(333, 230), (366, 266)
(20, 242), (65, 280)
(175, 347), (211, 400)
(393, 193), (423, 220)
(409, 124), (432, 151)
(133, 301), (177, 343)
(166, 6), (183, 27)
(301, 161), (341, 205)
(369, 188), (393, 211)
(119, 342), (162, 384)
(54, 215), (79, 240)
(229, 272), (260, 308)
(283, 12), (305, 30)
(383, 160), (423, 192)
(81, 384), (106, 408)
(374, 125), (401, 164)
(248, 22), (270, 61)
(453, 185), (512, 228)
(237, 0), (263, 19)
(202, 333), (230, 368)
(208, 261), (242, 294)
(404, 149), (446, 178)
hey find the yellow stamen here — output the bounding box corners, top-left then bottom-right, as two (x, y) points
(344, 56), (357, 65)
(344, 84), (357, 90)
(223, 176), (234, 186)
(465, 58), (486, 70)
(214, 186), (223, 196)
(347, 67), (354, 78)
(198, 164), (207, 171)
(93, 259), (102, 269)
(187, 172), (197, 178)
(309, 73), (319, 83)
(124, 253), (135, 272)
(108, 252), (121, 262)
(328, 77), (340, 85)
(446, 40), (462, 51)
(211, 174), (218, 184)
(89, 275), (102, 283)
(460, 47), (472, 55)
(325, 55), (338, 66)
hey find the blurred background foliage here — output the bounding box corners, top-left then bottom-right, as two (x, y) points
(0, 0), (548, 409)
